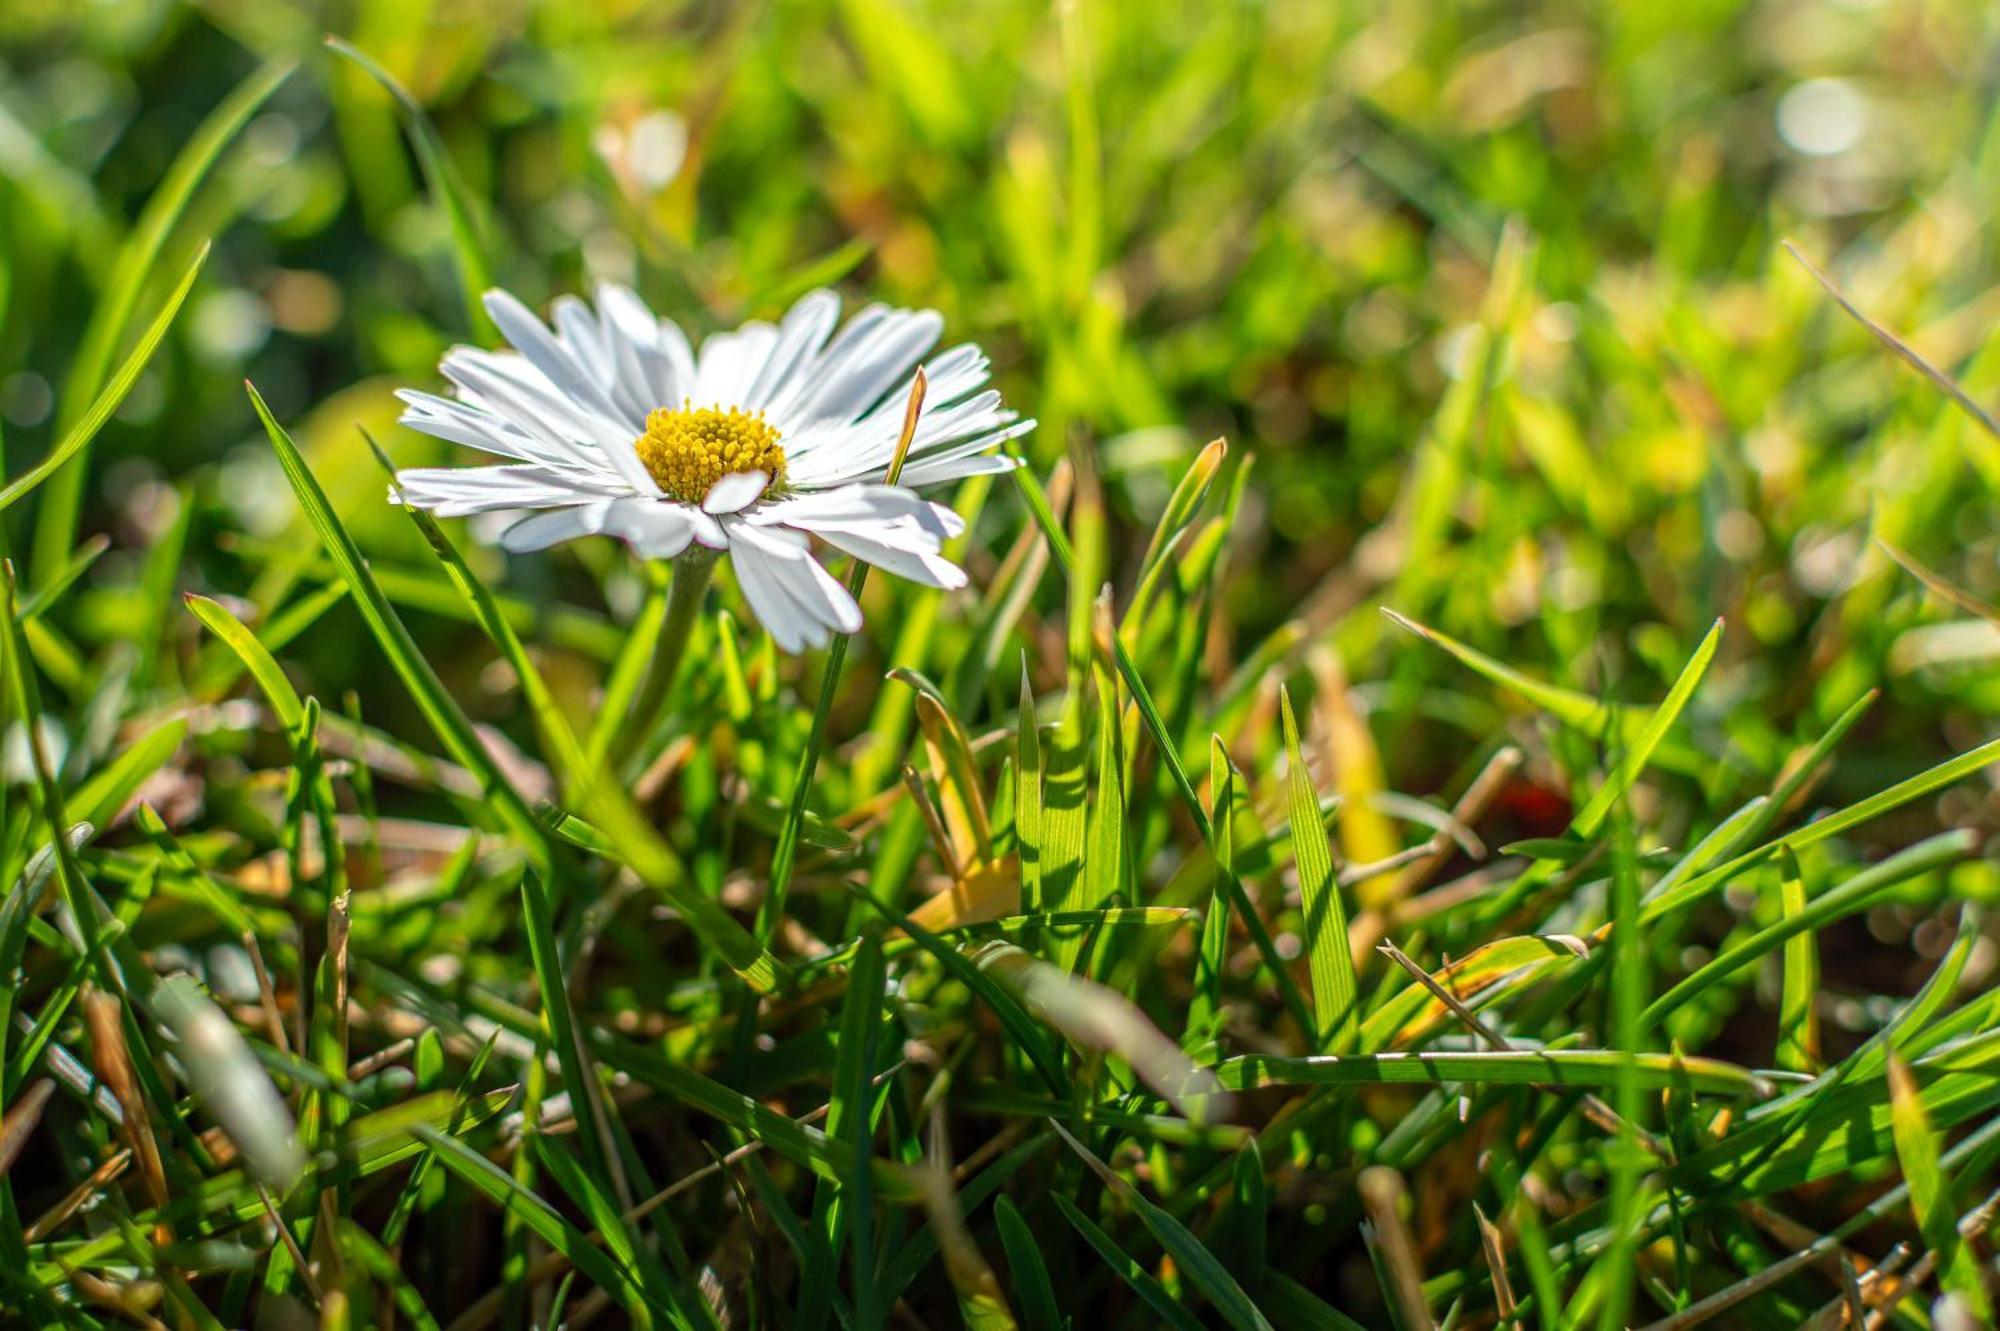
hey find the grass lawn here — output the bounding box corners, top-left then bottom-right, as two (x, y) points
(3, 1), (2000, 1326)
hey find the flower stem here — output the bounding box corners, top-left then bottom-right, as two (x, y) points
(615, 549), (716, 771)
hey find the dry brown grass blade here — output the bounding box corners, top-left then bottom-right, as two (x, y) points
(1390, 745), (1521, 898)
(1359, 1166), (1435, 1331)
(917, 1112), (1017, 1325)
(902, 763), (965, 882)
(242, 929), (291, 1060)
(1784, 240), (2000, 441)
(25, 1148), (131, 1242)
(1309, 645), (1398, 884)
(0, 1077), (56, 1178)
(1472, 1202), (1516, 1321)
(1878, 539), (2000, 628)
(82, 990), (169, 1217)
(1377, 937), (1667, 1159)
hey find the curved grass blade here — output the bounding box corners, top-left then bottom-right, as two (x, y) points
(0, 243), (209, 517)
(1643, 829), (1974, 1029)
(1784, 240), (2000, 441)
(993, 1195), (1063, 1331)
(34, 59), (294, 580)
(1052, 1121), (1275, 1331)
(1051, 1193), (1206, 1331)
(324, 38), (493, 338)
(409, 1124), (659, 1319)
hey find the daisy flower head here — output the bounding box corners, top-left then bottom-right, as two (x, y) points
(391, 286), (1034, 651)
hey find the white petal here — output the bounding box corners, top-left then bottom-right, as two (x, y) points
(553, 296), (616, 392)
(499, 502), (611, 553)
(686, 508), (727, 549)
(797, 518), (969, 590)
(891, 449), (1028, 488)
(742, 289), (841, 410)
(393, 465), (611, 517)
(783, 308), (943, 428)
(483, 289), (624, 422)
(727, 538), (819, 652)
(397, 390), (564, 467)
(728, 523), (860, 645)
(601, 497), (696, 559)
(702, 470), (769, 515)
(693, 324), (780, 407)
(596, 284), (677, 418)
(750, 484), (963, 539)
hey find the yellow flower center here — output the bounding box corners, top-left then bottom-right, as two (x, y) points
(633, 403), (786, 505)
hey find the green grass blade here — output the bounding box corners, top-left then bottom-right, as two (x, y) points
(992, 1196), (1063, 1331)
(33, 58), (293, 581)
(1887, 1055), (1990, 1319)
(0, 243), (209, 516)
(1053, 1122), (1275, 1331)
(1281, 687), (1358, 1054)
(1051, 1193), (1206, 1331)
(410, 1124), (655, 1316)
(1774, 848), (1819, 1073)
(1214, 1048), (1769, 1098)
(1644, 829), (1974, 1029)
(324, 39), (493, 338)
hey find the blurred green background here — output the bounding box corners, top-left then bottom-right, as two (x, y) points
(3, 0), (1998, 828)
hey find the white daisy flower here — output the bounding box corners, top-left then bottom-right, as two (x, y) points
(390, 285), (1034, 651)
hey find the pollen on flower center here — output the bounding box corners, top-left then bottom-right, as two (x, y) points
(633, 402), (786, 505)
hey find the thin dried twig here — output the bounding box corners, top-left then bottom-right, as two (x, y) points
(1784, 240), (2000, 441)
